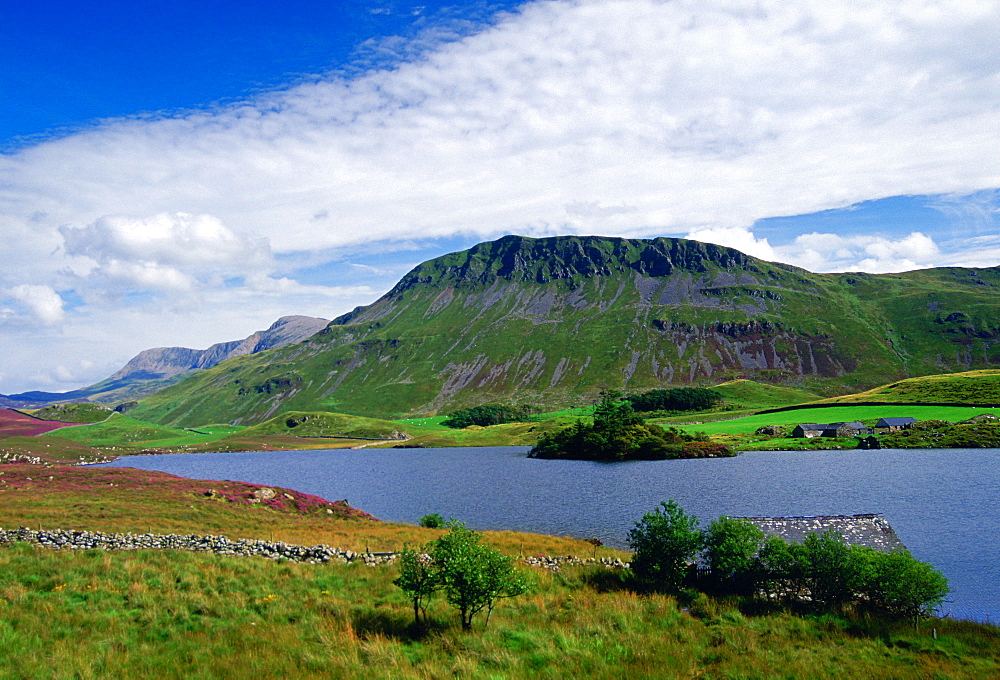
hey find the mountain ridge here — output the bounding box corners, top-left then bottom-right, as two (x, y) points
(2, 315), (329, 408)
(126, 234), (1000, 426)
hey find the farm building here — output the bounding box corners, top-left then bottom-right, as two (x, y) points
(792, 421), (870, 438)
(792, 423), (828, 438)
(874, 416), (916, 432)
(822, 421), (871, 437)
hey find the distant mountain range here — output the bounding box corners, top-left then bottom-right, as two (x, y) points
(0, 315), (329, 408)
(123, 235), (1000, 427)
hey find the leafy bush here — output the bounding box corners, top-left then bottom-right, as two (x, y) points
(703, 517), (764, 593)
(755, 529), (948, 617)
(853, 547), (949, 617)
(631, 500), (949, 618)
(625, 387), (723, 413)
(441, 403), (536, 428)
(419, 513), (445, 529)
(627, 500), (702, 591)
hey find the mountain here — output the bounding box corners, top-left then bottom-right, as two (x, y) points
(128, 235), (1000, 426)
(3, 315), (329, 408)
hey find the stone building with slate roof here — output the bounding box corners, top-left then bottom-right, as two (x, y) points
(822, 421), (870, 437)
(792, 423), (828, 438)
(874, 416), (916, 432)
(736, 514), (905, 552)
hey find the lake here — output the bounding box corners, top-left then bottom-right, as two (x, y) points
(99, 446), (1000, 623)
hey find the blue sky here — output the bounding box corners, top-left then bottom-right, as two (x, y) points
(1, 0), (998, 394)
(1, 0), (522, 146)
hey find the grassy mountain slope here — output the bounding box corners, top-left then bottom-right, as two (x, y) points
(709, 379), (822, 409)
(129, 235), (1000, 427)
(813, 369), (1000, 404)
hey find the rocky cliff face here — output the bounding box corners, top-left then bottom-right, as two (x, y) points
(130, 235), (1000, 426)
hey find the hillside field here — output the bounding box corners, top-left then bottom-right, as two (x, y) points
(678, 405), (1000, 436)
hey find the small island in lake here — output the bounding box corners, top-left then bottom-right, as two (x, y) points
(528, 391), (734, 461)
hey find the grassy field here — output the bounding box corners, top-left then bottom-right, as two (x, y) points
(1, 464), (999, 679)
(677, 404), (999, 436)
(815, 369), (1000, 405)
(4, 543), (1000, 679)
(709, 379), (822, 409)
(4, 374), (1000, 462)
(0, 465), (599, 557)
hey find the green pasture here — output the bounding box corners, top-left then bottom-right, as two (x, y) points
(710, 379), (822, 409)
(40, 414), (246, 449)
(1, 540), (998, 679)
(678, 405), (1000, 436)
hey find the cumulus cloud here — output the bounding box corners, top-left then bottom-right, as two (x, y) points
(685, 226), (945, 273)
(684, 226), (778, 262)
(59, 213), (271, 291)
(777, 231), (942, 273)
(6, 284), (65, 325)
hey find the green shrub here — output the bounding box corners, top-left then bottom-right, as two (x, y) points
(441, 404), (536, 428)
(703, 517), (764, 594)
(625, 387), (723, 413)
(627, 500), (702, 591)
(419, 513), (446, 529)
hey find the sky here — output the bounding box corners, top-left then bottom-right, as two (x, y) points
(1, 0), (998, 395)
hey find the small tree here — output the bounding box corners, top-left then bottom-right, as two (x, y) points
(397, 521), (528, 631)
(757, 535), (810, 601)
(854, 548), (949, 618)
(628, 499), (702, 591)
(703, 516), (764, 594)
(802, 530), (857, 609)
(393, 546), (439, 626)
(431, 521), (528, 630)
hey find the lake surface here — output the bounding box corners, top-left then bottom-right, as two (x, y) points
(100, 446), (1000, 623)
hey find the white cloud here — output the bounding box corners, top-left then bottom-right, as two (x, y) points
(1, 0), (999, 392)
(3, 0), (997, 255)
(775, 231), (941, 273)
(59, 213), (271, 290)
(6, 284), (65, 325)
(684, 226), (777, 262)
(683, 225), (944, 273)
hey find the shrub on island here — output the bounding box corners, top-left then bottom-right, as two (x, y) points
(528, 391), (733, 461)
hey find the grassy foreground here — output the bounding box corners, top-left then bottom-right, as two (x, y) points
(4, 542), (1000, 680)
(1, 464), (999, 678)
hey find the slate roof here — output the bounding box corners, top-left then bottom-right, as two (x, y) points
(736, 514), (906, 552)
(875, 417), (917, 428)
(826, 421), (866, 430)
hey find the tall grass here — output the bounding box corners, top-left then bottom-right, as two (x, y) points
(1, 544), (997, 679)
